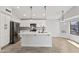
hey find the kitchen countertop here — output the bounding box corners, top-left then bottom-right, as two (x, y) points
(20, 31), (51, 35)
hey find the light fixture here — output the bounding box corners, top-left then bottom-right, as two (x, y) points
(44, 6), (46, 20)
(61, 10), (64, 21)
(30, 6), (32, 19)
(17, 6), (20, 8)
(33, 14), (36, 16)
(23, 14), (26, 16)
(30, 6), (47, 20)
(42, 13), (45, 16)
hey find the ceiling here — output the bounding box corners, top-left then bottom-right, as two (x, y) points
(10, 6), (72, 20)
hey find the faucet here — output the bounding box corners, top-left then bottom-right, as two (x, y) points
(41, 26), (45, 33)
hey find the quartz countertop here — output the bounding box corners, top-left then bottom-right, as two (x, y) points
(20, 31), (51, 35)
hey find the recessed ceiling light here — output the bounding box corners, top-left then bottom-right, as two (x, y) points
(17, 6), (20, 8)
(24, 14), (26, 16)
(42, 13), (45, 16)
(33, 14), (36, 16)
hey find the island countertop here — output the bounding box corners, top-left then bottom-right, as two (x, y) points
(20, 31), (51, 35)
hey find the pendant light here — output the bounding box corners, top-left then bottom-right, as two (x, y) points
(44, 6), (47, 20)
(30, 6), (32, 19)
(61, 10), (64, 21)
(59, 10), (65, 22)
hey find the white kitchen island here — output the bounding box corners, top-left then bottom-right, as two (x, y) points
(20, 32), (52, 47)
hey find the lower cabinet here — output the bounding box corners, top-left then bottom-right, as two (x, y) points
(21, 34), (52, 47)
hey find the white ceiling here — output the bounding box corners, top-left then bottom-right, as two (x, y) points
(10, 6), (72, 19)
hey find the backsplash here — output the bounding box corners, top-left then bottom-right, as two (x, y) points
(20, 27), (47, 32)
(20, 27), (30, 30)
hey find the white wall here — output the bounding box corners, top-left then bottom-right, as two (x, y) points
(46, 19), (60, 37)
(11, 16), (20, 23)
(60, 21), (70, 38)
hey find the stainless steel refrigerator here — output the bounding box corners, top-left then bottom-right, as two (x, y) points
(10, 21), (20, 44)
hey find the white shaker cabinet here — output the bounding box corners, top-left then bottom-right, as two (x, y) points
(0, 13), (6, 48)
(0, 12), (10, 48)
(20, 33), (52, 47)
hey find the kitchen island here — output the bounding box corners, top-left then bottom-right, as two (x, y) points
(20, 32), (52, 47)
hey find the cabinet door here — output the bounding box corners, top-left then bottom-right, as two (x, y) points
(0, 13), (6, 47)
(0, 13), (1, 47)
(33, 35), (52, 47)
(0, 12), (10, 47)
(5, 14), (10, 44)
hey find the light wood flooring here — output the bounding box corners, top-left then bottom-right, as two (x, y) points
(1, 37), (79, 53)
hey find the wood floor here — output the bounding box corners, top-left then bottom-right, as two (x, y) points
(1, 37), (79, 53)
